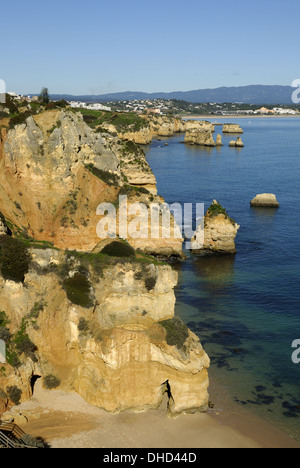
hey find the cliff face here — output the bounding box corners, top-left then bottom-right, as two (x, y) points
(0, 106), (210, 418)
(0, 110), (182, 257)
(0, 248), (210, 417)
(100, 115), (217, 147)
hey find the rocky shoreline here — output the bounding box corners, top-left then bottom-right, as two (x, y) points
(0, 107), (213, 421)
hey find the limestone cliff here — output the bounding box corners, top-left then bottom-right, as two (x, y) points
(100, 122), (153, 145)
(146, 115), (186, 137)
(0, 109), (182, 257)
(0, 247), (210, 417)
(0, 104), (209, 419)
(191, 201), (240, 254)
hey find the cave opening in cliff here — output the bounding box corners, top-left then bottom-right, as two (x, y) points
(30, 375), (41, 394)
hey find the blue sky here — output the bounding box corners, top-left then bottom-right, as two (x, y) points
(1, 0), (299, 95)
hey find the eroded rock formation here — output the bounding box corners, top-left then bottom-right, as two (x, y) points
(0, 247), (210, 417)
(250, 193), (279, 207)
(0, 106), (209, 419)
(0, 110), (183, 257)
(229, 137), (244, 148)
(223, 123), (244, 134)
(184, 129), (216, 147)
(191, 200), (240, 254)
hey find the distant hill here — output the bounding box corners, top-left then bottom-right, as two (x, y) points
(48, 85), (296, 105)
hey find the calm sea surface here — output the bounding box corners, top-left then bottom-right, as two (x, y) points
(144, 118), (300, 441)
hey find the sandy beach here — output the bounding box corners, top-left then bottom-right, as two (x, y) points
(7, 380), (299, 449)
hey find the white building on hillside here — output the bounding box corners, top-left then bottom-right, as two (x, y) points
(69, 101), (111, 111)
(273, 108), (298, 115)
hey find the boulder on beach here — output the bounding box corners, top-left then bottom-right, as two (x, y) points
(250, 194), (279, 207)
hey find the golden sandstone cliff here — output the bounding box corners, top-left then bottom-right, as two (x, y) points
(0, 107), (210, 419)
(0, 110), (182, 257)
(0, 249), (209, 416)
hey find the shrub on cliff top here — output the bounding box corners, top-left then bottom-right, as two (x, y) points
(9, 110), (33, 129)
(101, 241), (136, 258)
(207, 202), (236, 226)
(160, 317), (189, 351)
(0, 235), (30, 282)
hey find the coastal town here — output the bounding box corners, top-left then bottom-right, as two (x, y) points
(5, 92), (300, 117)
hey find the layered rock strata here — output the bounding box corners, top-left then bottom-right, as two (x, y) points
(0, 247), (210, 417)
(184, 129), (216, 147)
(250, 193), (279, 207)
(0, 110), (183, 257)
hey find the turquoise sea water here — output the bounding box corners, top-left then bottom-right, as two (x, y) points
(144, 118), (300, 441)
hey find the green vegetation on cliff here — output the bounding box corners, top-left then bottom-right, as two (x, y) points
(78, 108), (147, 133)
(0, 311), (38, 368)
(207, 202), (236, 226)
(84, 163), (120, 186)
(159, 317), (189, 351)
(0, 235), (30, 282)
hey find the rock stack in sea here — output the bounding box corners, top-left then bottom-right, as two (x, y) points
(191, 200), (240, 254)
(250, 193), (280, 207)
(184, 129), (216, 147)
(223, 123), (244, 134)
(216, 134), (223, 146)
(229, 137), (244, 148)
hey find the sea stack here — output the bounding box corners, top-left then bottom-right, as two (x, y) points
(250, 193), (280, 207)
(229, 137), (244, 148)
(191, 200), (240, 254)
(216, 134), (223, 146)
(223, 123), (244, 134)
(185, 129), (216, 147)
